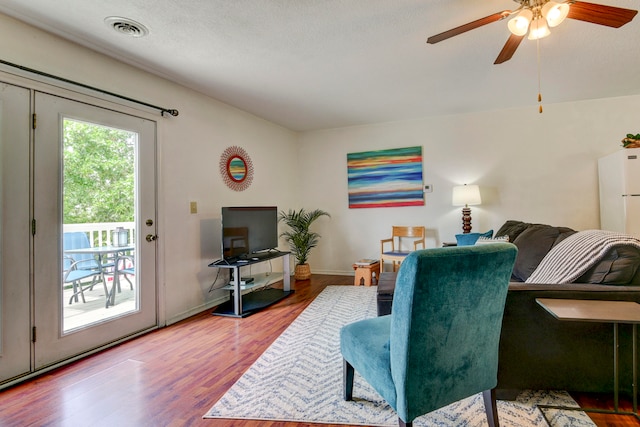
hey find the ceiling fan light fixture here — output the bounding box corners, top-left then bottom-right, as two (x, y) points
(542, 2), (570, 27)
(508, 9), (533, 36)
(528, 16), (551, 40)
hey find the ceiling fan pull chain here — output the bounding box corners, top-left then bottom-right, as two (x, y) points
(537, 38), (543, 114)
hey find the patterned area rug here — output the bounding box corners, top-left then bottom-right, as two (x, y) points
(204, 285), (595, 426)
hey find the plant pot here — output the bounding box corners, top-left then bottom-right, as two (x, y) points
(623, 138), (640, 148)
(294, 263), (312, 280)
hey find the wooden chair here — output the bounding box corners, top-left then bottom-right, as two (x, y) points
(380, 226), (425, 272)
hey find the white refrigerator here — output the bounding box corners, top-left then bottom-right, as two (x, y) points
(598, 147), (640, 237)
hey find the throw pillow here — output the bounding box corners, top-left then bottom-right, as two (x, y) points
(495, 220), (531, 243)
(475, 235), (509, 245)
(455, 229), (493, 246)
(511, 225), (576, 281)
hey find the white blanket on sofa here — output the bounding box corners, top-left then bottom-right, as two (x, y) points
(525, 230), (640, 284)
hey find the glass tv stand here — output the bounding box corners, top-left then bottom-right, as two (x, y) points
(208, 251), (292, 317)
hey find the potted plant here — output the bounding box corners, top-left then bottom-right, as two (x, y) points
(622, 133), (640, 148)
(278, 208), (330, 280)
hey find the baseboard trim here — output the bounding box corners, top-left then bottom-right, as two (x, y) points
(313, 269), (353, 276)
(166, 295), (229, 325)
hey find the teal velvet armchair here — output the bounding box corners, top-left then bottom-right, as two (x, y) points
(340, 243), (517, 427)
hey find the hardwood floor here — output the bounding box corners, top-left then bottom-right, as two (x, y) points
(0, 275), (638, 426)
(572, 393), (640, 427)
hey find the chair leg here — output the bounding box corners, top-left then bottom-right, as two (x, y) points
(482, 389), (500, 427)
(124, 274), (134, 289)
(86, 275), (103, 297)
(343, 359), (354, 401)
(101, 276), (110, 296)
(398, 419), (412, 427)
(105, 274), (119, 308)
(69, 280), (86, 304)
(87, 275), (97, 291)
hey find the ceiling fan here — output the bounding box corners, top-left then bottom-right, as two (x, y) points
(427, 1), (638, 64)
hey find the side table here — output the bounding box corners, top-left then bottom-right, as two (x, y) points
(535, 298), (640, 423)
(352, 261), (380, 286)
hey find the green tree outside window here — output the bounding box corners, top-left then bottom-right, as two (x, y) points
(63, 119), (135, 225)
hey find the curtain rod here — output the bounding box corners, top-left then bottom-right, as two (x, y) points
(0, 59), (179, 117)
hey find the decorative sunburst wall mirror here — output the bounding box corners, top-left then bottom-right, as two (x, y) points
(219, 146), (254, 191)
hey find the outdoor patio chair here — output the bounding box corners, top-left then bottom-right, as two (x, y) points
(115, 255), (135, 291)
(63, 232), (108, 304)
(105, 254), (135, 307)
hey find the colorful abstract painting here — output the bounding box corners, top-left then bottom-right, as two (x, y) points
(347, 146), (424, 208)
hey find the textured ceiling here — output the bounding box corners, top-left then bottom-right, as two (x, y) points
(0, 0), (638, 131)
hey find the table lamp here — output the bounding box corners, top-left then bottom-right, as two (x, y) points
(452, 184), (481, 233)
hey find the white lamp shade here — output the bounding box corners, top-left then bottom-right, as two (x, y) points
(542, 2), (570, 27)
(452, 185), (482, 206)
(528, 16), (551, 40)
(508, 9), (533, 36)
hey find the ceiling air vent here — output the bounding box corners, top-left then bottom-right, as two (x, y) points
(104, 16), (149, 38)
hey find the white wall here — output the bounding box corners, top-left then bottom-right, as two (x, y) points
(159, 90), (298, 323)
(0, 14), (299, 324)
(299, 96), (640, 275)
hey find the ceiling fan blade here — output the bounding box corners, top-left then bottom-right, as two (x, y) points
(567, 1), (638, 28)
(427, 11), (511, 44)
(494, 33), (525, 64)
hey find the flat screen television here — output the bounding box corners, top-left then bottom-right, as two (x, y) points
(221, 206), (278, 261)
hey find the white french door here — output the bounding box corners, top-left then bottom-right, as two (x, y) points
(33, 92), (157, 369)
(0, 82), (31, 381)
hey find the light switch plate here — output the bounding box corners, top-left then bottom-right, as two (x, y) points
(190, 201), (197, 214)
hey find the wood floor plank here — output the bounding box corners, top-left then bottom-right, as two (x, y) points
(0, 275), (637, 426)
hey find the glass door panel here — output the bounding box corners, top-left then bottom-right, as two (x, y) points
(62, 118), (138, 332)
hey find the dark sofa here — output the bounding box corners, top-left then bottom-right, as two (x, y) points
(377, 220), (640, 396)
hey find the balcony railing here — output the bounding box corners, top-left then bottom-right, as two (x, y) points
(63, 222), (135, 247)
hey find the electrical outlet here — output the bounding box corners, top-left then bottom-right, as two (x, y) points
(190, 201), (197, 214)
(424, 184), (433, 193)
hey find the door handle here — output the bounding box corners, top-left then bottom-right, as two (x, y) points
(145, 234), (158, 242)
